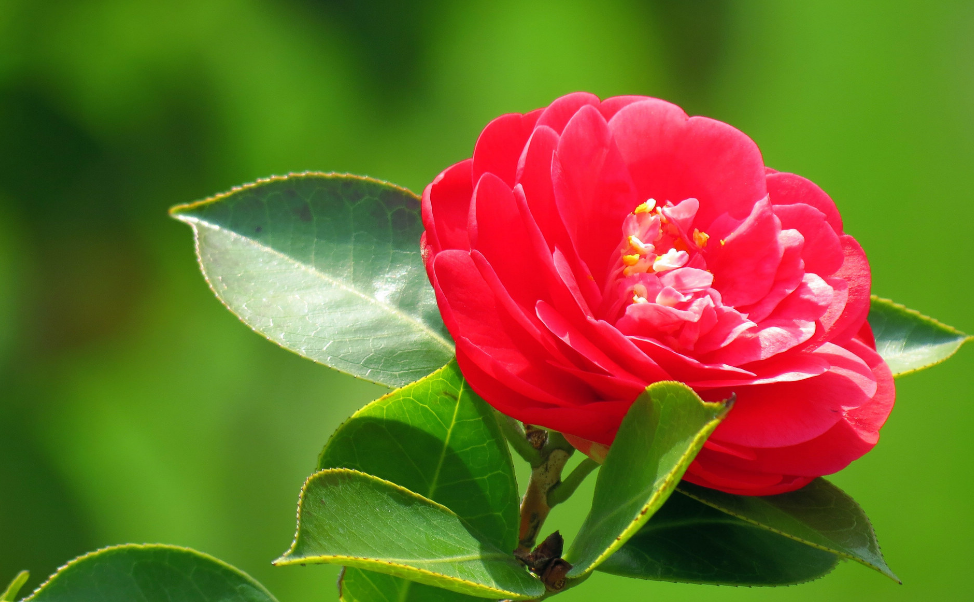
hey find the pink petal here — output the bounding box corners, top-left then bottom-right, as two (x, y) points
(768, 273), (834, 326)
(553, 105), (640, 286)
(536, 92), (601, 134)
(628, 335), (755, 383)
(712, 344), (893, 479)
(469, 251), (569, 364)
(511, 185), (602, 319)
(598, 95), (649, 121)
(515, 126), (566, 249)
(469, 173), (543, 307)
(422, 159), (474, 251)
(683, 454), (815, 495)
(608, 98), (767, 229)
(583, 319), (671, 383)
(432, 251), (589, 405)
(735, 229), (804, 323)
(709, 197), (783, 307)
(767, 171), (843, 234)
(472, 111), (540, 188)
(555, 364), (647, 401)
(690, 352), (829, 388)
(691, 305), (755, 356)
(659, 267), (714, 293)
(812, 235), (872, 346)
(661, 197), (700, 237)
(536, 300), (637, 378)
(773, 203), (844, 276)
(708, 342), (878, 448)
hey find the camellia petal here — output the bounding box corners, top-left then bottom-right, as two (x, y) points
(421, 93), (892, 495)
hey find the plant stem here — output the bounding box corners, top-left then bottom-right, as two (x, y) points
(517, 446), (572, 552)
(515, 429), (578, 553)
(547, 458), (599, 508)
(495, 411), (542, 467)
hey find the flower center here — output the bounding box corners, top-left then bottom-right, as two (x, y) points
(614, 198), (711, 303)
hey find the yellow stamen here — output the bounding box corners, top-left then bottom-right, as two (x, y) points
(693, 229), (710, 248)
(622, 253), (641, 266)
(719, 239), (726, 246)
(634, 198), (657, 214)
(627, 235), (654, 254)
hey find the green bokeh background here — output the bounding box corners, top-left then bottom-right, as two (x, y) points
(1, 1), (971, 600)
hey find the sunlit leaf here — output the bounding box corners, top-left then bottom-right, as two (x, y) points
(869, 296), (970, 377)
(678, 478), (898, 582)
(319, 359), (519, 550)
(170, 173), (453, 388)
(276, 469), (543, 600)
(22, 545), (277, 602)
(598, 492), (838, 585)
(565, 382), (731, 578)
(319, 359), (519, 601)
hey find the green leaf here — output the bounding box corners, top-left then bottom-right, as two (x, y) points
(869, 296), (970, 377)
(22, 544), (277, 602)
(565, 382), (731, 578)
(318, 359), (519, 551)
(319, 359), (519, 601)
(339, 568), (482, 602)
(276, 468), (543, 600)
(598, 492), (838, 586)
(677, 478), (898, 582)
(170, 173), (453, 388)
(2, 572), (28, 602)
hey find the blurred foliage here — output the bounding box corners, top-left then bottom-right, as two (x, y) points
(0, 0), (971, 600)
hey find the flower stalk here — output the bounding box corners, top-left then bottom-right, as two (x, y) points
(501, 421), (577, 553)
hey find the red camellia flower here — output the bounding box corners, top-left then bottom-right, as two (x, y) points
(420, 93), (895, 495)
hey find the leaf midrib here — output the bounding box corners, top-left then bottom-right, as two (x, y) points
(186, 217), (454, 352)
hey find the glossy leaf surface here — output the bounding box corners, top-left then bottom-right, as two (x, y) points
(599, 491), (838, 585)
(339, 568), (480, 602)
(276, 469), (542, 600)
(170, 173), (453, 388)
(565, 382), (730, 578)
(318, 359), (519, 551)
(319, 359), (519, 601)
(869, 296), (970, 377)
(678, 478), (898, 581)
(23, 545), (277, 602)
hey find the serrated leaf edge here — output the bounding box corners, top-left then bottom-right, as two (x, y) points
(317, 362), (455, 470)
(571, 383), (732, 577)
(169, 173), (454, 387)
(169, 172), (422, 216)
(275, 468), (541, 600)
(675, 482), (900, 583)
(20, 544), (279, 602)
(870, 295), (972, 378)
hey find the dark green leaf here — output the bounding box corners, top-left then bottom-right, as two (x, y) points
(869, 296), (970, 377)
(565, 382), (731, 578)
(319, 359), (519, 602)
(598, 492), (838, 586)
(276, 469), (543, 600)
(318, 359), (519, 551)
(22, 544), (277, 602)
(2, 572), (28, 602)
(170, 173), (453, 388)
(678, 478), (898, 582)
(339, 568), (483, 602)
